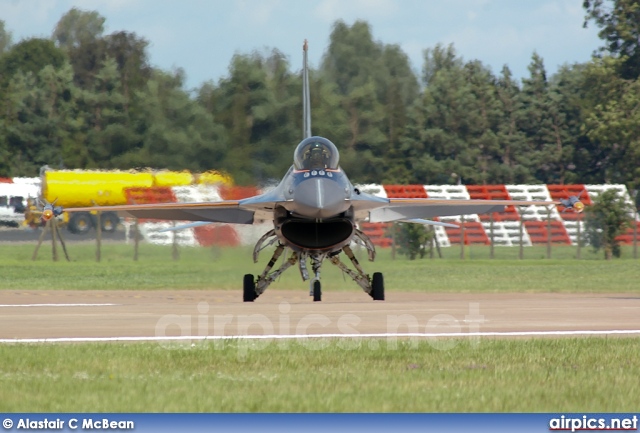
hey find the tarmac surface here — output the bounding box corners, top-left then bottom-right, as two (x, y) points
(0, 227), (125, 243)
(1, 290), (640, 341)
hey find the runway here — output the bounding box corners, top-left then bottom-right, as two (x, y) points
(1, 290), (640, 342)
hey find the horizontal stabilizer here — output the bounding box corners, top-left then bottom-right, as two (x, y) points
(157, 221), (214, 232)
(399, 218), (459, 228)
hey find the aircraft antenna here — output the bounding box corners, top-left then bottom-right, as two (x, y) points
(302, 39), (312, 139)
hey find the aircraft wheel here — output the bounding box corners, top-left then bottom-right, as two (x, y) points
(312, 280), (322, 302)
(371, 272), (385, 301)
(243, 274), (257, 302)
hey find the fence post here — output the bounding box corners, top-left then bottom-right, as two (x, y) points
(634, 205), (638, 260)
(50, 218), (59, 262)
(546, 206), (552, 259)
(633, 190), (638, 260)
(391, 223), (396, 260)
(518, 206), (524, 260)
(429, 226), (435, 259)
(576, 211), (582, 259)
(489, 213), (495, 259)
(95, 211), (102, 262)
(460, 215), (465, 260)
(172, 221), (179, 261)
(133, 218), (140, 261)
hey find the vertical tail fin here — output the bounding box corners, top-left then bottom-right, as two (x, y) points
(302, 39), (312, 139)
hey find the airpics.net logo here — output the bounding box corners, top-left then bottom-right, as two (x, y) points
(549, 415), (638, 432)
(153, 301), (485, 357)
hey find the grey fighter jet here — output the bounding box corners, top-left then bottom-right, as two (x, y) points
(66, 41), (567, 302)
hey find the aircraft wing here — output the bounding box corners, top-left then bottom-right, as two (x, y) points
(368, 198), (557, 222)
(65, 196), (558, 225)
(65, 201), (256, 224)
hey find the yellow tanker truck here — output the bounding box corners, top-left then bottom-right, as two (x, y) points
(40, 168), (232, 234)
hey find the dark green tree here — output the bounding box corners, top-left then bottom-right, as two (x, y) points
(1, 63), (79, 176)
(0, 20), (13, 54)
(494, 65), (532, 183)
(546, 63), (592, 184)
(584, 188), (634, 259)
(402, 44), (485, 184)
(53, 8), (105, 50)
(391, 223), (433, 260)
(124, 68), (228, 172)
(200, 49), (300, 184)
(517, 52), (578, 184)
(320, 20), (417, 183)
(104, 31), (152, 110)
(584, 0), (640, 79)
(77, 57), (132, 168)
(0, 38), (65, 87)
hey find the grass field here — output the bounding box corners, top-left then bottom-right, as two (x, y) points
(0, 242), (638, 292)
(1, 241), (639, 412)
(1, 338), (639, 412)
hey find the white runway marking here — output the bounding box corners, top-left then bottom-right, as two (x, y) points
(2, 329), (640, 343)
(0, 303), (119, 308)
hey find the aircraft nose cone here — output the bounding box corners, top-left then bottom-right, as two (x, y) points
(293, 177), (348, 218)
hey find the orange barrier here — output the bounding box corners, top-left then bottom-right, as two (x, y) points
(524, 221), (572, 244)
(359, 222), (392, 247)
(219, 185), (260, 200)
(466, 185), (519, 221)
(124, 187), (177, 205)
(616, 222), (640, 244)
(194, 224), (240, 247)
(383, 185), (427, 198)
(445, 222), (490, 245)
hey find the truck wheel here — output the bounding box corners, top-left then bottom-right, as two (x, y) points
(100, 212), (120, 233)
(68, 213), (93, 234)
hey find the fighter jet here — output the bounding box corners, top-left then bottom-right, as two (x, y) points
(66, 41), (576, 302)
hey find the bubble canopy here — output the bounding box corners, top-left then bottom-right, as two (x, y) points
(293, 137), (340, 170)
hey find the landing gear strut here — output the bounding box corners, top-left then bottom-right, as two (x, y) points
(243, 228), (385, 302)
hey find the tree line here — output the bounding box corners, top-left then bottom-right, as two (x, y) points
(0, 2), (638, 200)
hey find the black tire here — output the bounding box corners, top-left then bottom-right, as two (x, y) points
(67, 212), (93, 234)
(100, 212), (120, 233)
(371, 272), (385, 301)
(243, 274), (257, 302)
(313, 280), (322, 302)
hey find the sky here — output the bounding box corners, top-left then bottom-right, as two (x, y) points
(1, 0), (603, 90)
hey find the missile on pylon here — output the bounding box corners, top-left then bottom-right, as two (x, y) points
(40, 199), (63, 222)
(559, 194), (585, 213)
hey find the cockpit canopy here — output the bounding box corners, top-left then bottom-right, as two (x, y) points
(293, 136), (340, 170)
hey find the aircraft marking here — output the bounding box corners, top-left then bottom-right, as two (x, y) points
(1, 329), (639, 343)
(0, 303), (119, 308)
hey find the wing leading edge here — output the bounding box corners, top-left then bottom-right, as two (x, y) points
(65, 196), (557, 225)
(368, 198), (557, 223)
(65, 201), (255, 224)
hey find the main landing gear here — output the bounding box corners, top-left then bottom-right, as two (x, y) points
(242, 229), (384, 302)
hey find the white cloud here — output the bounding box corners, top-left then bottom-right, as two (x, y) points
(313, 0), (399, 24)
(231, 0), (283, 26)
(2, 0), (60, 38)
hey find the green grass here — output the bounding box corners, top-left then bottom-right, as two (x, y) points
(0, 243), (637, 292)
(1, 241), (638, 413)
(0, 338), (638, 412)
